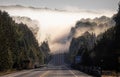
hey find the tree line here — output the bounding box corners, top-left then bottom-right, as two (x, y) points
(0, 11), (50, 71)
(68, 4), (120, 72)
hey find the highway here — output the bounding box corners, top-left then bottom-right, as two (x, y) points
(1, 53), (92, 77)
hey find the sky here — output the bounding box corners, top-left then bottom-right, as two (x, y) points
(0, 0), (119, 53)
(0, 0), (119, 11)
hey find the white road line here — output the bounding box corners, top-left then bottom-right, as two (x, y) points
(65, 66), (78, 77)
(65, 66), (93, 77)
(69, 69), (78, 77)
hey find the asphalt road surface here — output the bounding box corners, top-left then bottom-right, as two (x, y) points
(1, 53), (93, 77)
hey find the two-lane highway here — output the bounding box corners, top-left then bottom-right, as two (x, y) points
(1, 53), (93, 77)
(1, 65), (92, 77)
(38, 65), (92, 77)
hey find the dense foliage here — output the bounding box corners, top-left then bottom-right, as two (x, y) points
(40, 41), (51, 64)
(69, 31), (96, 64)
(0, 11), (47, 71)
(68, 4), (120, 72)
(89, 5), (120, 71)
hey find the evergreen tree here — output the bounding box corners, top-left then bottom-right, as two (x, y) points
(0, 11), (46, 70)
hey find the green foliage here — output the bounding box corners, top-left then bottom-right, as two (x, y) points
(39, 41), (50, 64)
(68, 4), (120, 71)
(89, 5), (120, 71)
(0, 11), (45, 70)
(69, 31), (95, 64)
(0, 11), (16, 70)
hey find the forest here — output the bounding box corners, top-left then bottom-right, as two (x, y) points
(0, 11), (50, 71)
(68, 4), (120, 76)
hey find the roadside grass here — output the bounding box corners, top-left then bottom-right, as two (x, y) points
(0, 69), (18, 76)
(102, 71), (120, 77)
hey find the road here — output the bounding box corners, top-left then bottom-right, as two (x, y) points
(1, 53), (93, 77)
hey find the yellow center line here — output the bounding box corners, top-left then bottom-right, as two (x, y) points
(39, 71), (50, 77)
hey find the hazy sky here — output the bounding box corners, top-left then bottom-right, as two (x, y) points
(0, 0), (119, 11)
(0, 0), (119, 53)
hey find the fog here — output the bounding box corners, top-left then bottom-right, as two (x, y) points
(0, 6), (116, 53)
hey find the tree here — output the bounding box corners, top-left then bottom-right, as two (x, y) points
(0, 11), (46, 70)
